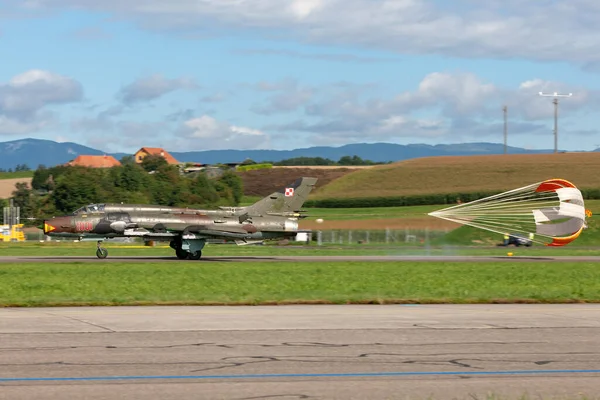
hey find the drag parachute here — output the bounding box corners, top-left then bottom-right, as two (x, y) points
(428, 178), (590, 246)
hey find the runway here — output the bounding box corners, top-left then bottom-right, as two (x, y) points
(2, 255), (600, 263)
(1, 305), (600, 399)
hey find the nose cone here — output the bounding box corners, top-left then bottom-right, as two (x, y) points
(43, 216), (72, 234)
(43, 220), (55, 234)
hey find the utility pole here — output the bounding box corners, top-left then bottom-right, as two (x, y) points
(503, 105), (507, 154)
(538, 91), (573, 154)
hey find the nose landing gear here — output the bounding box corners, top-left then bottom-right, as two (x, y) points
(96, 240), (108, 259)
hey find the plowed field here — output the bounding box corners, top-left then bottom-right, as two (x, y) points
(236, 167), (357, 196)
(0, 178), (32, 199)
(310, 152), (600, 199)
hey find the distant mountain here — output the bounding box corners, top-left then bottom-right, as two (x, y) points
(0, 139), (128, 170)
(0, 138), (587, 170)
(170, 142), (554, 164)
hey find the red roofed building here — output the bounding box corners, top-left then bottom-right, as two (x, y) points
(66, 155), (122, 168)
(134, 147), (180, 165)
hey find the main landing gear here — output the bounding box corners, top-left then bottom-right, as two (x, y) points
(170, 236), (205, 260)
(175, 249), (202, 260)
(96, 240), (108, 259)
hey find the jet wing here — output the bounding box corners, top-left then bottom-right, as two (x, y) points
(180, 225), (256, 240)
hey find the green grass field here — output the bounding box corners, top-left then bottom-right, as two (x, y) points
(1, 261), (599, 307)
(305, 200), (600, 221)
(0, 171), (34, 180)
(306, 204), (442, 220)
(5, 239), (600, 257)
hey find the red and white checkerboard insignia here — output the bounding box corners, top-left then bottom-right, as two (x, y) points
(285, 187), (294, 197)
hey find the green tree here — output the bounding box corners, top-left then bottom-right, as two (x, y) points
(51, 168), (100, 213)
(119, 163), (147, 192)
(11, 182), (36, 222)
(31, 165), (48, 190)
(188, 173), (220, 205)
(217, 170), (243, 205)
(338, 155), (375, 165)
(32, 165), (69, 191)
(274, 157), (335, 166)
(119, 155), (135, 165)
(141, 154), (169, 172)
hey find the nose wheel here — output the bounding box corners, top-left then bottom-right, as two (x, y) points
(96, 240), (108, 259)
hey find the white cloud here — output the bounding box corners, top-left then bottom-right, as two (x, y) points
(19, 0), (600, 65)
(395, 72), (498, 115)
(290, 0), (322, 19)
(299, 72), (499, 122)
(0, 69), (82, 136)
(0, 69), (82, 116)
(0, 114), (54, 136)
(262, 70), (598, 146)
(505, 79), (590, 121)
(268, 114), (447, 146)
(118, 74), (198, 104)
(181, 115), (270, 150)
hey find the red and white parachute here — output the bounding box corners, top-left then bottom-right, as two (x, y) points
(428, 178), (591, 246)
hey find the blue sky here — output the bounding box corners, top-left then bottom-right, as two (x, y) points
(1, 0), (600, 153)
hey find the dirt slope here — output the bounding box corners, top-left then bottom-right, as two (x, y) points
(236, 167), (358, 196)
(0, 178), (32, 199)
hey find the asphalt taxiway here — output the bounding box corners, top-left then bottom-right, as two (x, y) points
(2, 255), (600, 263)
(1, 304), (600, 399)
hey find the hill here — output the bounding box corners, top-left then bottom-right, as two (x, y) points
(0, 139), (127, 170)
(0, 138), (577, 170)
(311, 152), (600, 199)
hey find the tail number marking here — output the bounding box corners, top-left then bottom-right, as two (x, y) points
(76, 221), (93, 231)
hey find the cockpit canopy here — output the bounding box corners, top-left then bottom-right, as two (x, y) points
(72, 203), (105, 215)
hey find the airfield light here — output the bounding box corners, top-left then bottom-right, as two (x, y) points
(538, 92), (573, 154)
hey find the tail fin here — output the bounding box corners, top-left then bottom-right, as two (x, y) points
(244, 177), (317, 216)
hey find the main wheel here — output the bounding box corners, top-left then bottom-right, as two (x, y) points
(96, 247), (108, 259)
(175, 248), (188, 260)
(188, 250), (202, 260)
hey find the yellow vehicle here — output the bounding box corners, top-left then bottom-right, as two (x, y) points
(0, 224), (25, 242)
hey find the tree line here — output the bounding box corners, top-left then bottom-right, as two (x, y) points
(1, 154), (386, 173)
(259, 155), (389, 166)
(0, 164), (31, 173)
(4, 155), (243, 226)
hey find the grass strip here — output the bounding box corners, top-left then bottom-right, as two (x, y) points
(1, 261), (600, 307)
(5, 241), (600, 256)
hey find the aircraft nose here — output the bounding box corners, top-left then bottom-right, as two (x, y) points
(43, 217), (71, 234)
(43, 219), (56, 234)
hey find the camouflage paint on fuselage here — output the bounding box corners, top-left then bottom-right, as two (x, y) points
(43, 177), (315, 244)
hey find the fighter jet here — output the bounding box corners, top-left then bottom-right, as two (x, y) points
(43, 177), (317, 259)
